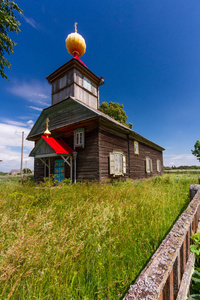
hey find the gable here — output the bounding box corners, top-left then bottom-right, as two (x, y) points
(29, 136), (74, 157)
(27, 97), (98, 140)
(30, 139), (54, 157)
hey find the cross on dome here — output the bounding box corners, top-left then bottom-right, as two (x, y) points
(65, 23), (86, 57)
(44, 117), (51, 138)
(74, 22), (78, 33)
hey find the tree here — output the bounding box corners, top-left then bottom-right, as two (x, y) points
(192, 140), (200, 162)
(0, 0), (22, 79)
(99, 101), (133, 129)
(23, 168), (32, 174)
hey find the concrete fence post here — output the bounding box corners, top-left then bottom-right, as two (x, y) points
(190, 184), (200, 201)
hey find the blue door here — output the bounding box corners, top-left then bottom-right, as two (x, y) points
(54, 159), (65, 184)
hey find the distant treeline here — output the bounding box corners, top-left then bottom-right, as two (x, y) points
(0, 172), (7, 176)
(164, 166), (200, 170)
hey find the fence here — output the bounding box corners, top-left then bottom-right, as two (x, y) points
(123, 185), (200, 300)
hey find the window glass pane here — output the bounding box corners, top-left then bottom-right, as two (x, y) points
(74, 128), (84, 148)
(76, 133), (79, 145)
(115, 154), (118, 171)
(83, 77), (91, 92)
(147, 158), (150, 171)
(115, 153), (122, 173)
(80, 132), (83, 144)
(119, 155), (122, 173)
(157, 160), (160, 172)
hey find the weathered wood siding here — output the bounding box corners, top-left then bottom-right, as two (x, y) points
(52, 85), (74, 105)
(33, 119), (163, 183)
(34, 156), (70, 182)
(52, 69), (74, 105)
(34, 157), (44, 182)
(51, 67), (99, 109)
(34, 120), (99, 182)
(34, 141), (53, 156)
(28, 98), (97, 139)
(129, 139), (163, 180)
(98, 123), (163, 182)
(74, 70), (98, 110)
(98, 125), (129, 181)
(47, 58), (101, 108)
(53, 120), (99, 181)
(75, 125), (99, 181)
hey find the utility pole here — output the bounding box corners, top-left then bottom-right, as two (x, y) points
(20, 132), (24, 178)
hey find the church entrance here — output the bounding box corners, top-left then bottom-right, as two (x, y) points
(54, 159), (65, 184)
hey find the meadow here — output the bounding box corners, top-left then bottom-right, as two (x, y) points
(164, 169), (200, 174)
(0, 174), (198, 299)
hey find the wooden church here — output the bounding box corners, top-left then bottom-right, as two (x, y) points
(28, 24), (164, 183)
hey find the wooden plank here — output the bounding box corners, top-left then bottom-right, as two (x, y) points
(28, 98), (98, 138)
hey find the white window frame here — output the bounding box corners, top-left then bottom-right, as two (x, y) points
(146, 157), (153, 173)
(134, 141), (139, 155)
(83, 77), (92, 92)
(110, 151), (126, 176)
(157, 159), (161, 172)
(74, 128), (85, 148)
(76, 132), (83, 145)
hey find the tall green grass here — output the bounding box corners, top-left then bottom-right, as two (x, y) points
(0, 174), (197, 299)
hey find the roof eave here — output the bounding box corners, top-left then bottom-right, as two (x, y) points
(98, 115), (165, 152)
(46, 58), (101, 85)
(27, 115), (99, 141)
(27, 97), (164, 152)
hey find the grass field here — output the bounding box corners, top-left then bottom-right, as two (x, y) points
(0, 174), (198, 299)
(164, 169), (200, 174)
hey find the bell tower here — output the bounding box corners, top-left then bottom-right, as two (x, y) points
(46, 23), (104, 110)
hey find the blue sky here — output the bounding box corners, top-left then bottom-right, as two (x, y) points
(1, 0), (200, 172)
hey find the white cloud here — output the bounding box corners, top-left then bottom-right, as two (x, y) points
(1, 119), (27, 127)
(0, 145), (34, 173)
(163, 153), (200, 167)
(27, 120), (34, 128)
(0, 123), (33, 148)
(35, 93), (47, 99)
(21, 14), (40, 30)
(1, 119), (35, 129)
(0, 123), (34, 172)
(27, 106), (43, 112)
(8, 80), (50, 106)
(172, 154), (194, 160)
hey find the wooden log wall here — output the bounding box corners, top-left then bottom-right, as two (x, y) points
(129, 139), (163, 180)
(98, 125), (129, 181)
(33, 121), (99, 182)
(33, 119), (164, 182)
(52, 69), (74, 105)
(98, 123), (163, 182)
(76, 125), (99, 182)
(34, 157), (44, 182)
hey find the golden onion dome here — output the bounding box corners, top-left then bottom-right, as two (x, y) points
(65, 23), (86, 57)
